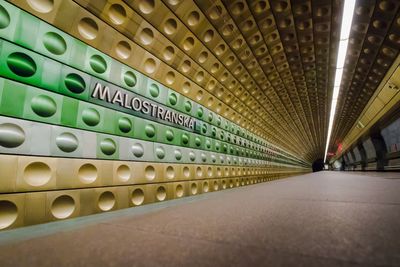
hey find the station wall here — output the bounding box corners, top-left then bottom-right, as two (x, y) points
(0, 0), (309, 230)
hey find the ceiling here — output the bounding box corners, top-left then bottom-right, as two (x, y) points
(186, 0), (400, 163)
(106, 0), (400, 164)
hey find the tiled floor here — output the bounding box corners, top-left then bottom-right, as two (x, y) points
(1, 171), (400, 267)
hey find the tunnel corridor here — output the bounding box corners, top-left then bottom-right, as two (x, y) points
(1, 0), (400, 266)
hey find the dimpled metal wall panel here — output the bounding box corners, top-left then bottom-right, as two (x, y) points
(0, 0), (311, 230)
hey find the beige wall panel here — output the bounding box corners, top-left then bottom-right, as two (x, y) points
(0, 193), (25, 230)
(0, 155), (18, 193)
(16, 156), (57, 192)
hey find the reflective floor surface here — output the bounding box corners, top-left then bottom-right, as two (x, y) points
(1, 171), (400, 267)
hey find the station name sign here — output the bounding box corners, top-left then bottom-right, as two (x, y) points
(91, 83), (195, 130)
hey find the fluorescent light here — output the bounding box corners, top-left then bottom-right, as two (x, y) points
(334, 68), (343, 88)
(324, 0), (356, 163)
(336, 40), (349, 68)
(340, 0), (356, 40)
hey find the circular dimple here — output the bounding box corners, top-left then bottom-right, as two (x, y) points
(144, 58), (156, 73)
(176, 184), (184, 198)
(174, 149), (182, 160)
(389, 34), (400, 44)
(138, 0), (155, 14)
(196, 71), (204, 82)
(124, 71), (136, 87)
(117, 164), (130, 182)
(108, 4), (126, 25)
(149, 83), (159, 97)
(205, 139), (211, 149)
(165, 71), (175, 85)
(196, 90), (203, 101)
(222, 24), (234, 36)
(156, 186), (167, 201)
(197, 107), (203, 117)
(379, 1), (396, 11)
(163, 46), (175, 61)
(165, 129), (174, 142)
(51, 195), (75, 219)
(198, 51), (208, 63)
(195, 137), (201, 147)
(64, 73), (86, 94)
(90, 55), (107, 73)
(78, 163), (97, 184)
(203, 181), (209, 192)
(207, 167), (212, 177)
(164, 18), (177, 35)
(316, 6), (329, 16)
(201, 153), (206, 162)
(23, 162), (51, 186)
(232, 38), (243, 50)
(255, 1), (267, 13)
(181, 133), (189, 145)
(100, 138), (116, 155)
(98, 191), (115, 211)
(211, 63), (219, 73)
(182, 166), (190, 178)
(232, 1), (244, 15)
(213, 181), (218, 190)
(145, 165), (156, 180)
(196, 167), (202, 177)
(208, 113), (213, 122)
(7, 52), (37, 77)
(78, 17), (98, 40)
(189, 151), (196, 161)
(31, 95), (57, 117)
(374, 20), (388, 31)
(215, 44), (225, 56)
(140, 28), (154, 45)
(273, 1), (288, 12)
(27, 0), (54, 13)
(169, 93), (177, 105)
(0, 200), (18, 229)
(43, 32), (67, 55)
(382, 47), (397, 58)
(132, 188), (144, 205)
(0, 4), (11, 29)
(56, 132), (78, 152)
(118, 117), (132, 133)
(188, 11), (200, 26)
(131, 143), (144, 157)
(155, 146), (165, 159)
(166, 166), (175, 179)
(183, 37), (195, 51)
(82, 108), (100, 127)
(209, 5), (222, 20)
(145, 124), (155, 138)
(0, 123), (25, 148)
(202, 124), (207, 134)
(191, 183), (198, 194)
(184, 101), (192, 112)
(181, 60), (191, 73)
(222, 180), (226, 189)
(116, 41), (131, 59)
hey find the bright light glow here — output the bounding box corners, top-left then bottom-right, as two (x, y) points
(334, 68), (343, 88)
(336, 40), (349, 68)
(324, 0), (356, 163)
(340, 0), (356, 40)
(332, 86), (340, 100)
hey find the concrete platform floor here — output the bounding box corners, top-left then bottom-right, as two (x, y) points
(1, 171), (400, 267)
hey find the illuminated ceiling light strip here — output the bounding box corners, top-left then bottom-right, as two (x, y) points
(324, 0), (356, 163)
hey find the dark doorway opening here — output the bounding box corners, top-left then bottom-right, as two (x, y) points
(312, 159), (324, 172)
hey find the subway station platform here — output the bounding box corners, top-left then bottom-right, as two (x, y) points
(1, 171), (399, 267)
